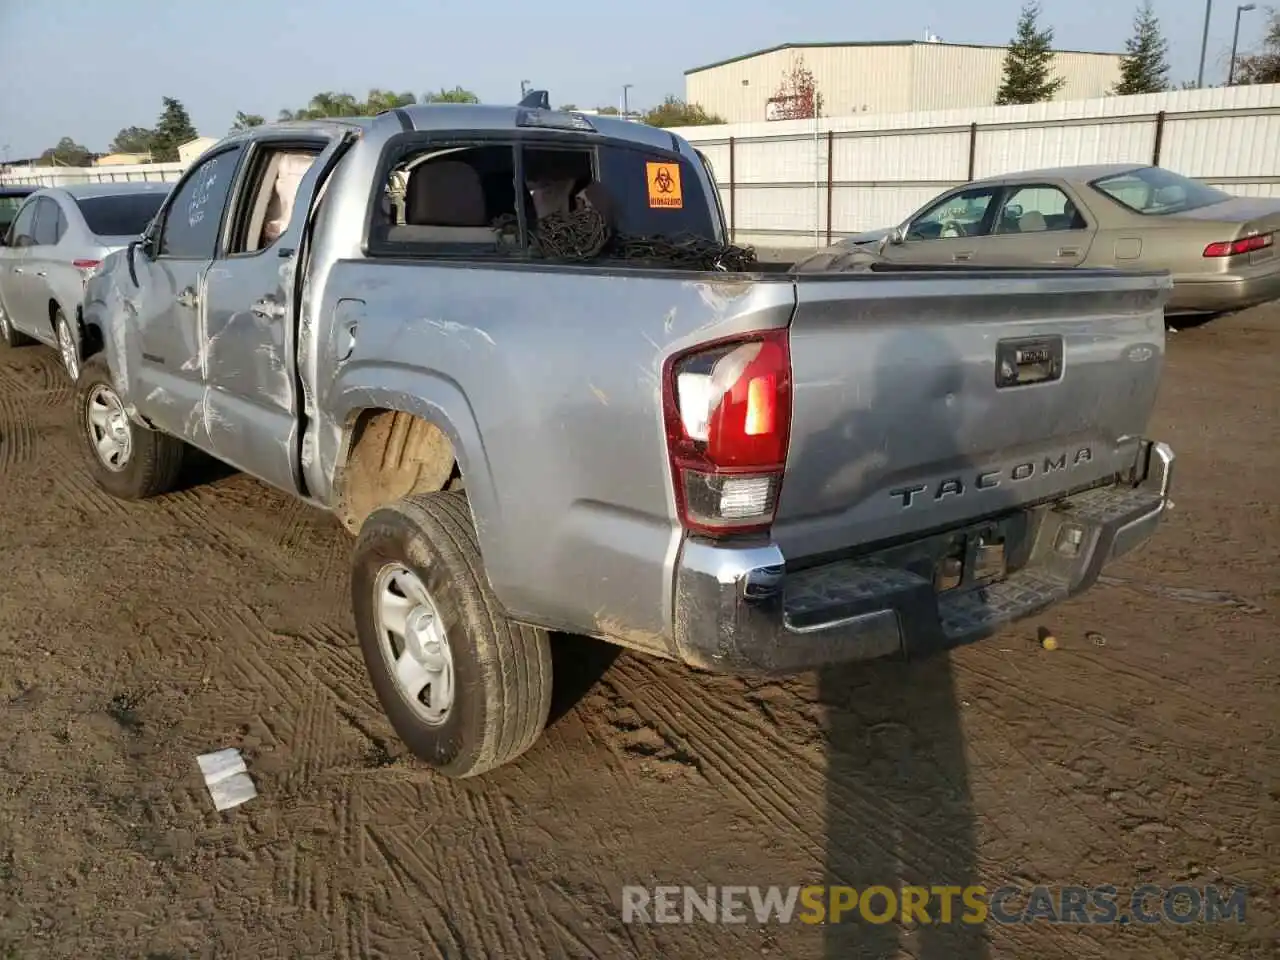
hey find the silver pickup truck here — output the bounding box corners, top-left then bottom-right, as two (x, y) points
(75, 99), (1175, 777)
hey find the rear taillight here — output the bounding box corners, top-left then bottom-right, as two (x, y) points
(1203, 233), (1273, 257)
(662, 330), (792, 536)
(73, 259), (102, 288)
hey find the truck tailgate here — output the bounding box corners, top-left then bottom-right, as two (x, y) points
(773, 269), (1171, 561)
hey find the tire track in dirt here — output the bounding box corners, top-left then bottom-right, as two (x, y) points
(604, 659), (979, 881)
(0, 350), (72, 406)
(51, 450), (133, 519)
(0, 395), (38, 471)
(162, 488), (310, 580)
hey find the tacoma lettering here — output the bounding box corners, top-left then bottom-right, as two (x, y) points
(890, 449), (1094, 508)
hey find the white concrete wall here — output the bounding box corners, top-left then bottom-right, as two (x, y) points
(675, 84), (1280, 248)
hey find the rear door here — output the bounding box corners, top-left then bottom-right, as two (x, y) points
(970, 182), (1095, 267)
(130, 143), (247, 440)
(774, 268), (1171, 561)
(200, 132), (347, 495)
(0, 199), (37, 335)
(23, 197), (69, 342)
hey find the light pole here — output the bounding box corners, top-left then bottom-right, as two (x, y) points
(622, 84), (633, 119)
(1229, 3), (1257, 85)
(1197, 0), (1214, 87)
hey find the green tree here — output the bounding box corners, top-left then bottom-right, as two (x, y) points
(279, 91), (362, 121)
(362, 89), (417, 112)
(557, 103), (578, 111)
(231, 111), (265, 131)
(1113, 1), (1171, 94)
(995, 2), (1067, 105)
(150, 96), (198, 162)
(38, 136), (91, 166)
(109, 126), (154, 155)
(641, 96), (725, 127)
(1235, 7), (1280, 84)
(421, 86), (480, 104)
(595, 105), (620, 115)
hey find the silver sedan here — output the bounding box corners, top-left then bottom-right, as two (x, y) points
(0, 182), (169, 380)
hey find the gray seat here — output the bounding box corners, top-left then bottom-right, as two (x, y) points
(387, 160), (494, 244)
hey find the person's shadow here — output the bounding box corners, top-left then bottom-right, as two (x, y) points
(781, 312), (1043, 958)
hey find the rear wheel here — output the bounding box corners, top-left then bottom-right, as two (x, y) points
(77, 356), (186, 500)
(352, 491), (553, 777)
(55, 308), (80, 381)
(0, 303), (32, 348)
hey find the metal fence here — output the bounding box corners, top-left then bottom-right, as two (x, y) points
(674, 84), (1280, 248)
(0, 162), (186, 187)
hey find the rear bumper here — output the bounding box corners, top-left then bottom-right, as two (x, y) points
(672, 440), (1174, 674)
(1168, 270), (1280, 314)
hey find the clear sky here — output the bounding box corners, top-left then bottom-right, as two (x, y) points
(0, 0), (1270, 159)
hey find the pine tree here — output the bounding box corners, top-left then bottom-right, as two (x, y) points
(150, 97), (198, 162)
(995, 2), (1067, 105)
(1113, 1), (1171, 94)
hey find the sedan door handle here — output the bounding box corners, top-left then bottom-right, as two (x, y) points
(176, 288), (199, 309)
(34, 270), (46, 277)
(1057, 247), (1080, 256)
(952, 251), (974, 262)
(251, 297), (287, 320)
(12, 267), (23, 274)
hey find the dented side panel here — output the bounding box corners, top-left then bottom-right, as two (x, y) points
(304, 258), (795, 645)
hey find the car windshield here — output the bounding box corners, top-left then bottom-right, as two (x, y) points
(74, 192), (167, 238)
(1091, 167), (1231, 216)
(0, 195), (28, 234)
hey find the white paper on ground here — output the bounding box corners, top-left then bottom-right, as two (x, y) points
(197, 747), (257, 812)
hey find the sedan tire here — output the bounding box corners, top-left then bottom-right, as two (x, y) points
(55, 308), (80, 381)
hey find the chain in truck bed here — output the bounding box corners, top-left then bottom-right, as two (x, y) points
(489, 208), (758, 272)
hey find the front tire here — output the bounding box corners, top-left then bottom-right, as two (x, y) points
(0, 302), (32, 348)
(77, 356), (185, 500)
(352, 491), (553, 777)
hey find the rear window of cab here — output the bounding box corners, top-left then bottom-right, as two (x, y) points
(366, 134), (718, 260)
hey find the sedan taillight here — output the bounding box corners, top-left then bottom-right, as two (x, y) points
(1203, 233), (1274, 258)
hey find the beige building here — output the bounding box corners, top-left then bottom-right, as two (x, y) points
(685, 40), (1124, 123)
(94, 152), (152, 167)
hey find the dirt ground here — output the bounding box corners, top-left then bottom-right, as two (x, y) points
(0, 302), (1276, 960)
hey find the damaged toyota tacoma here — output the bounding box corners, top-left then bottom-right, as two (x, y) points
(75, 96), (1176, 777)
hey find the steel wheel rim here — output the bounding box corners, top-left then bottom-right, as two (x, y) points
(373, 563), (455, 726)
(57, 316), (78, 380)
(86, 384), (133, 472)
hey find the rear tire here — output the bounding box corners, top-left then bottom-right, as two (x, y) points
(77, 356), (185, 500)
(352, 491), (553, 777)
(55, 308), (80, 381)
(0, 303), (32, 348)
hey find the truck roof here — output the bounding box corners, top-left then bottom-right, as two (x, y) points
(240, 104), (683, 155)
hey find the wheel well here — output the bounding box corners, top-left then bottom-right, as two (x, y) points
(335, 408), (461, 533)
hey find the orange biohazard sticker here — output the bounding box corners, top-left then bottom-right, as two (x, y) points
(646, 161), (683, 209)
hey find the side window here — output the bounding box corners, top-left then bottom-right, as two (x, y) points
(994, 184), (1087, 234)
(8, 200), (37, 247)
(32, 199), (63, 246)
(226, 144), (322, 256)
(906, 188), (999, 240)
(158, 146), (244, 259)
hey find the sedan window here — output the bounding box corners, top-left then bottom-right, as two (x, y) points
(7, 200), (38, 247)
(993, 185), (1086, 234)
(32, 198), (65, 246)
(906, 188), (999, 241)
(1092, 167), (1231, 216)
(76, 193), (167, 238)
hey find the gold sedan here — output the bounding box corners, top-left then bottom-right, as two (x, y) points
(853, 164), (1280, 316)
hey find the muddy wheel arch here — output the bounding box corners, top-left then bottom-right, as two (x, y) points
(334, 408), (465, 533)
